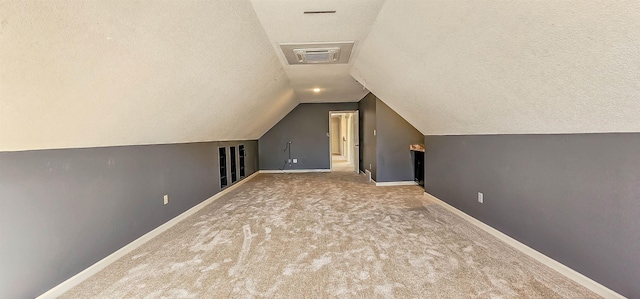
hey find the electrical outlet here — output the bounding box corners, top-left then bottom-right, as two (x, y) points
(293, 159), (298, 163)
(478, 192), (483, 203)
(369, 164), (372, 169)
(288, 159), (292, 163)
(164, 195), (169, 205)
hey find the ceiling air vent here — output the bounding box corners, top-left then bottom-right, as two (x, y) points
(303, 10), (336, 14)
(280, 42), (354, 65)
(294, 47), (340, 64)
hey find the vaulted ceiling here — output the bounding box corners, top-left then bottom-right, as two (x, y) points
(2, 0), (640, 151)
(250, 0), (384, 103)
(0, 1), (296, 151)
(353, 0), (640, 135)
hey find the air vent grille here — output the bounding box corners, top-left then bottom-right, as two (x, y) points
(293, 47), (340, 64)
(303, 10), (336, 14)
(280, 42), (354, 65)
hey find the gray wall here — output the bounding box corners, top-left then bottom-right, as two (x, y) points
(358, 93), (423, 182)
(358, 93), (377, 179)
(259, 103), (358, 170)
(424, 134), (640, 298)
(376, 100), (423, 182)
(0, 140), (258, 299)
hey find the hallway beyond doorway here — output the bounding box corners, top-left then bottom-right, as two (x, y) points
(331, 154), (353, 172)
(329, 110), (359, 173)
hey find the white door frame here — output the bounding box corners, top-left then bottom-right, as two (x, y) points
(352, 110), (359, 173)
(329, 110), (359, 172)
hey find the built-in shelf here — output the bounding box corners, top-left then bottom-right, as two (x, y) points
(219, 147), (228, 188)
(411, 146), (424, 186)
(230, 146), (237, 184)
(239, 145), (246, 178)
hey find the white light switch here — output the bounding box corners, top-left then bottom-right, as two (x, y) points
(373, 129), (376, 136)
(293, 159), (298, 163)
(478, 192), (483, 203)
(164, 195), (169, 205)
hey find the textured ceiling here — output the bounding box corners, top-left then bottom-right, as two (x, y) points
(0, 0), (297, 151)
(4, 1), (639, 151)
(250, 0), (385, 103)
(352, 0), (640, 135)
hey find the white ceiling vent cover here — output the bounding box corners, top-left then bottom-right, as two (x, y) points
(294, 47), (340, 64)
(280, 42), (354, 65)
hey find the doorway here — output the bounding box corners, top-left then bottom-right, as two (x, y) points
(329, 110), (359, 172)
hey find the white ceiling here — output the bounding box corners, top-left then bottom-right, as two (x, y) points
(3, 0), (640, 151)
(250, 0), (385, 103)
(0, 0), (297, 151)
(353, 0), (640, 135)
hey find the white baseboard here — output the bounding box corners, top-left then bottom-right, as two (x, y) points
(423, 192), (625, 299)
(36, 172), (261, 299)
(375, 181), (418, 187)
(365, 170), (373, 182)
(259, 169), (330, 173)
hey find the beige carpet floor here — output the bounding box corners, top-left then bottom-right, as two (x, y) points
(62, 172), (599, 298)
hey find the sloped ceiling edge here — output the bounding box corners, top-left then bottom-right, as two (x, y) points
(0, 0), (298, 151)
(352, 0), (640, 135)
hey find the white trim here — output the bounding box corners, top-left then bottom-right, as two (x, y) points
(423, 192), (625, 299)
(365, 169), (373, 182)
(329, 110), (359, 172)
(36, 172), (261, 299)
(375, 181), (418, 186)
(259, 169), (331, 174)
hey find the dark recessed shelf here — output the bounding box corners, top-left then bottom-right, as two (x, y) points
(219, 147), (228, 188)
(230, 146), (237, 184)
(239, 145), (246, 177)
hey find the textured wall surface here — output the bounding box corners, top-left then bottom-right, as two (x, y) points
(0, 141), (258, 299)
(358, 93), (377, 179)
(375, 100), (423, 182)
(424, 134), (640, 297)
(259, 103), (358, 170)
(353, 1), (640, 135)
(358, 94), (423, 182)
(0, 1), (296, 151)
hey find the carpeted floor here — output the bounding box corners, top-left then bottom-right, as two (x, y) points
(62, 172), (599, 298)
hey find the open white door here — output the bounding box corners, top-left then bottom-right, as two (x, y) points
(353, 111), (359, 173)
